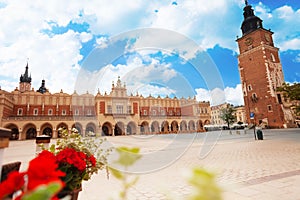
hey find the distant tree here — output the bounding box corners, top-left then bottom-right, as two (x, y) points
(219, 104), (236, 129)
(278, 83), (300, 115)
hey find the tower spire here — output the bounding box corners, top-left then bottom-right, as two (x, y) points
(20, 61), (32, 83)
(241, 0), (263, 35)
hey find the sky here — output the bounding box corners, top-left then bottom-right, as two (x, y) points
(0, 0), (299, 106)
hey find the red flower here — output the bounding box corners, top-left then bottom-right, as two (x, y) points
(89, 155), (97, 166)
(56, 148), (87, 171)
(27, 150), (65, 190)
(0, 171), (25, 199)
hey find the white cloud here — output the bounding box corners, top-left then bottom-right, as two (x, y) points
(255, 4), (300, 51)
(75, 52), (177, 95)
(280, 38), (300, 51)
(195, 84), (244, 106)
(0, 0), (298, 95)
(79, 32), (93, 43)
(95, 37), (109, 49)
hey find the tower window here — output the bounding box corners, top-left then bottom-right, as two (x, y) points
(17, 108), (23, 116)
(48, 109), (53, 115)
(251, 93), (258, 102)
(62, 110), (66, 116)
(143, 110), (147, 115)
(277, 94), (283, 104)
(267, 105), (272, 112)
(75, 109), (79, 116)
(248, 85), (252, 91)
(271, 53), (276, 62)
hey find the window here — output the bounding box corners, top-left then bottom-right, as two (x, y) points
(33, 108), (38, 116)
(152, 110), (156, 115)
(271, 53), (275, 62)
(48, 109), (53, 115)
(267, 105), (272, 112)
(248, 85), (252, 91)
(75, 109), (79, 116)
(116, 105), (123, 114)
(251, 93), (258, 102)
(143, 110), (147, 115)
(107, 105), (112, 114)
(127, 106), (131, 114)
(87, 109), (92, 116)
(17, 108), (23, 116)
(62, 110), (66, 116)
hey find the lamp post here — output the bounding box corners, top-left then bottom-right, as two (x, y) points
(250, 112), (256, 140)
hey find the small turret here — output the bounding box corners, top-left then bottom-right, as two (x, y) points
(37, 79), (47, 94)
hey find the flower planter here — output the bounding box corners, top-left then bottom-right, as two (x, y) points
(58, 187), (82, 200)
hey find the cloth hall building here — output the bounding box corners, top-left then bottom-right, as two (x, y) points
(0, 65), (211, 140)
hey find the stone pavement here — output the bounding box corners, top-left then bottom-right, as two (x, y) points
(3, 128), (300, 200)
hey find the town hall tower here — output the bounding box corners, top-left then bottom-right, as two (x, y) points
(236, 1), (292, 128)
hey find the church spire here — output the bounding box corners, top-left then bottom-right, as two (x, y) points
(241, 0), (263, 35)
(20, 61), (32, 83)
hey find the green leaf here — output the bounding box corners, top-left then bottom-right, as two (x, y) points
(22, 182), (62, 200)
(109, 167), (124, 180)
(115, 147), (141, 167)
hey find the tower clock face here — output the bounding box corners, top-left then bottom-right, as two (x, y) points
(245, 37), (253, 46)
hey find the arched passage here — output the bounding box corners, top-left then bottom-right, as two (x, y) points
(188, 120), (196, 132)
(72, 123), (83, 135)
(161, 121), (169, 133)
(151, 121), (160, 133)
(23, 123), (37, 139)
(180, 120), (187, 132)
(127, 121), (137, 135)
(102, 122), (113, 136)
(57, 123), (68, 138)
(140, 121), (149, 134)
(171, 121), (179, 133)
(196, 120), (204, 132)
(115, 122), (125, 136)
(86, 122), (96, 135)
(4, 123), (19, 140)
(41, 123), (53, 137)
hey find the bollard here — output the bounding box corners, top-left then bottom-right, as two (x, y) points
(35, 135), (51, 155)
(0, 127), (12, 182)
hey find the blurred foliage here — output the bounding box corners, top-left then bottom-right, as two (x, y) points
(110, 146), (223, 200)
(187, 168), (222, 200)
(278, 83), (300, 115)
(109, 147), (141, 200)
(21, 182), (62, 200)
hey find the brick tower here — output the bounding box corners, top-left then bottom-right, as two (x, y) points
(236, 1), (287, 128)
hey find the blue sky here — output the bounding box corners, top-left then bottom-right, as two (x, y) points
(0, 0), (299, 106)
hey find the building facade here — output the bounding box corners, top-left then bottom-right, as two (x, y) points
(0, 65), (211, 140)
(236, 1), (295, 128)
